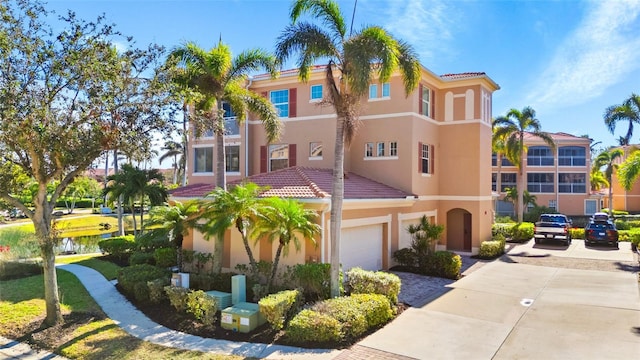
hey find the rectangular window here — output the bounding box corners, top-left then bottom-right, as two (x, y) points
(585, 199), (597, 215)
(224, 117), (240, 136)
(558, 173), (586, 193)
(194, 147), (213, 173)
(390, 141), (398, 157)
(369, 84), (378, 99)
(225, 145), (240, 172)
(269, 144), (289, 171)
(492, 173), (497, 192)
(310, 84), (322, 100)
(270, 89), (289, 117)
(549, 200), (557, 210)
(377, 142), (385, 157)
(527, 146), (554, 166)
(421, 143), (430, 174)
(527, 173), (554, 193)
(500, 173), (516, 192)
(365, 142), (374, 157)
(309, 142), (323, 158)
(558, 146), (586, 166)
(421, 87), (430, 117)
(382, 83), (390, 97)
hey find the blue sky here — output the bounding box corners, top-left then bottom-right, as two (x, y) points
(46, 0), (640, 156)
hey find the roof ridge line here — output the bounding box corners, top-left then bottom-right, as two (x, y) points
(295, 167), (328, 198)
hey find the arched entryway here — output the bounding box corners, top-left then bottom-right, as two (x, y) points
(446, 208), (472, 252)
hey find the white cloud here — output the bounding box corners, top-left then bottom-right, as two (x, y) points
(526, 0), (640, 110)
(381, 0), (456, 60)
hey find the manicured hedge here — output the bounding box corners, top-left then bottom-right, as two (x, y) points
(259, 289), (302, 330)
(117, 264), (170, 303)
(345, 267), (401, 305)
(286, 309), (341, 343)
(99, 235), (136, 261)
(511, 222), (534, 241)
(478, 240), (505, 259)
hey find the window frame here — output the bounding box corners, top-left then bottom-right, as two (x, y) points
(382, 82), (390, 97)
(268, 143), (289, 171)
(389, 141), (398, 157)
(558, 173), (587, 193)
(225, 145), (240, 173)
(368, 84), (378, 99)
(310, 84), (323, 102)
(421, 143), (431, 175)
(365, 142), (374, 158)
(309, 141), (323, 160)
(558, 146), (586, 166)
(270, 89), (289, 118)
(421, 86), (430, 117)
(500, 173), (516, 192)
(377, 142), (385, 157)
(527, 146), (554, 166)
(193, 146), (213, 174)
(527, 172), (554, 193)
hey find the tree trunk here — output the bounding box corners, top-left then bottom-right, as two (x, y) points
(608, 182), (614, 216)
(268, 242), (284, 291)
(130, 199), (137, 236)
(238, 223), (259, 277)
(517, 138), (525, 223)
(215, 103), (226, 190)
(330, 116), (346, 298)
(114, 149), (124, 236)
(32, 200), (63, 326)
(212, 234), (224, 274)
(182, 103), (189, 187)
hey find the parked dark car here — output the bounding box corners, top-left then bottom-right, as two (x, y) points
(585, 219), (619, 249)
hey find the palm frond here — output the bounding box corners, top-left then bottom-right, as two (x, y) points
(244, 91), (282, 143)
(289, 0), (346, 39)
(227, 48), (278, 83)
(395, 39), (421, 95)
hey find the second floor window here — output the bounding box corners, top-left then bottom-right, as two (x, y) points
(310, 84), (322, 101)
(501, 173), (516, 192)
(421, 143), (431, 174)
(377, 142), (385, 157)
(225, 145), (240, 172)
(527, 173), (554, 193)
(365, 142), (374, 157)
(558, 173), (586, 193)
(369, 83), (390, 99)
(382, 83), (390, 97)
(369, 84), (378, 99)
(194, 147), (213, 173)
(558, 146), (586, 166)
(269, 144), (289, 171)
(492, 173), (497, 192)
(492, 153), (515, 167)
(527, 146), (554, 166)
(421, 86), (430, 117)
(390, 141), (398, 156)
(270, 89), (289, 117)
(310, 142), (322, 158)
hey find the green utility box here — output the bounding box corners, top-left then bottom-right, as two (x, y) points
(205, 290), (231, 309)
(220, 302), (266, 333)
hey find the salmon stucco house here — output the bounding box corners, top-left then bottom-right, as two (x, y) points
(170, 64), (500, 273)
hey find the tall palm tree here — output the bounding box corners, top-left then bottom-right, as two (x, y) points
(275, 0), (420, 297)
(592, 148), (624, 216)
(492, 120), (508, 193)
(159, 140), (184, 185)
(493, 106), (555, 223)
(168, 40), (282, 189)
(198, 182), (266, 274)
(503, 187), (537, 214)
(590, 169), (609, 192)
(604, 93), (640, 145)
(145, 200), (201, 271)
(252, 197), (320, 291)
(104, 164), (167, 234)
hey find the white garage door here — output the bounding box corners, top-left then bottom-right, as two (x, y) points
(340, 224), (383, 272)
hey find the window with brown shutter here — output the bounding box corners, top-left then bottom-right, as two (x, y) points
(431, 90), (436, 119)
(289, 144), (297, 166)
(260, 146), (267, 173)
(430, 144), (435, 174)
(418, 142), (423, 173)
(418, 84), (423, 115)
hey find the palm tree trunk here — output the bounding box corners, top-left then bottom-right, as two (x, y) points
(268, 243), (284, 291)
(608, 182), (614, 216)
(330, 116), (346, 298)
(182, 103), (189, 187)
(215, 102), (226, 190)
(130, 199), (137, 236)
(239, 225), (259, 277)
(114, 149), (124, 236)
(517, 135), (525, 223)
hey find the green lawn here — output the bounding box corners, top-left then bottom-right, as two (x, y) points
(55, 254), (121, 280)
(0, 262), (245, 360)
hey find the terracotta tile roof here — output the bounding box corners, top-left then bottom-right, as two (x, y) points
(253, 65), (326, 80)
(523, 132), (590, 142)
(440, 72), (487, 80)
(169, 167), (413, 200)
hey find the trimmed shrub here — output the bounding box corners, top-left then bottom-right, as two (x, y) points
(129, 251), (155, 266)
(569, 228), (585, 240)
(494, 216), (515, 223)
(349, 293), (394, 328)
(478, 240), (505, 259)
(99, 235), (136, 261)
(259, 289), (302, 330)
(189, 272), (235, 292)
(154, 247), (177, 268)
(312, 296), (368, 340)
(286, 309), (341, 343)
(0, 261), (43, 280)
(135, 231), (171, 252)
(492, 223), (513, 238)
(117, 264), (170, 303)
(345, 267), (401, 305)
(615, 220), (630, 231)
(511, 222), (534, 241)
(285, 262), (332, 301)
(164, 285), (189, 312)
(147, 278), (168, 303)
(186, 290), (217, 326)
(392, 247), (418, 268)
(424, 251), (462, 279)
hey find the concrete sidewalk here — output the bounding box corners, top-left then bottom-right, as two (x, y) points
(56, 264), (340, 360)
(357, 241), (640, 359)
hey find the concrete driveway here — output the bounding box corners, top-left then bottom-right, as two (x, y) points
(354, 240), (640, 359)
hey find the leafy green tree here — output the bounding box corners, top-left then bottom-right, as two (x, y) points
(61, 176), (102, 213)
(0, 1), (170, 326)
(198, 183), (266, 274)
(493, 107), (555, 222)
(492, 120), (508, 192)
(104, 164), (167, 234)
(604, 93), (640, 145)
(275, 0), (421, 297)
(592, 148), (624, 216)
(145, 200), (200, 271)
(252, 197), (320, 291)
(590, 169), (609, 192)
(167, 40), (282, 189)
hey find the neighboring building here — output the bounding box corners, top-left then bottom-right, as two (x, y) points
(492, 132), (599, 216)
(171, 65), (500, 272)
(607, 146), (640, 213)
